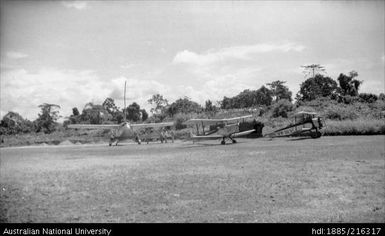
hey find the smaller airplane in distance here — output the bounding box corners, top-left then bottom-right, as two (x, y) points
(67, 122), (174, 146)
(265, 111), (326, 139)
(67, 81), (174, 146)
(184, 115), (256, 145)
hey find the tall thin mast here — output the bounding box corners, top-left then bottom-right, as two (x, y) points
(124, 81), (127, 122)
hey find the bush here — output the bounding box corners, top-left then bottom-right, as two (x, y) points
(173, 113), (190, 130)
(271, 99), (294, 118)
(296, 97), (337, 110)
(359, 93), (378, 103)
(324, 104), (359, 120)
(324, 119), (385, 135)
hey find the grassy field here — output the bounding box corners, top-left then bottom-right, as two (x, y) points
(0, 136), (384, 223)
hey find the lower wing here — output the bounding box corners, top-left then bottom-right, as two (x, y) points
(190, 134), (223, 140)
(67, 124), (120, 129)
(230, 129), (255, 138)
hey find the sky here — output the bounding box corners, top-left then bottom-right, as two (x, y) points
(1, 1), (384, 121)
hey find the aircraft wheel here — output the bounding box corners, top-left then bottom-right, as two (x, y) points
(221, 140), (226, 145)
(109, 143), (112, 146)
(311, 131), (321, 139)
(232, 139), (237, 143)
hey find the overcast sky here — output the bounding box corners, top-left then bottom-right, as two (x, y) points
(1, 1), (384, 120)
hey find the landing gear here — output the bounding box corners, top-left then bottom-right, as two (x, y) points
(221, 137), (237, 145)
(135, 136), (141, 144)
(109, 136), (115, 146)
(310, 130), (322, 139)
(221, 140), (226, 145)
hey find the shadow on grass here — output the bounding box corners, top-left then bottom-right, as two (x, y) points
(178, 141), (240, 149)
(286, 137), (312, 141)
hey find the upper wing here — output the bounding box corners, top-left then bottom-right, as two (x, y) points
(130, 122), (174, 129)
(184, 115), (252, 126)
(221, 115), (252, 123)
(67, 124), (120, 129)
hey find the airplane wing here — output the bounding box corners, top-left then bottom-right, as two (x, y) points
(184, 115), (252, 126)
(130, 122), (174, 129)
(190, 134), (224, 140)
(67, 124), (121, 129)
(230, 129), (256, 138)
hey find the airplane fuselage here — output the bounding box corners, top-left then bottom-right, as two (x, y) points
(216, 123), (239, 136)
(109, 123), (138, 145)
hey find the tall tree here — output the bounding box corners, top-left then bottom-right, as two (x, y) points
(148, 94), (169, 115)
(219, 87), (273, 109)
(80, 102), (111, 124)
(102, 98), (119, 115)
(140, 109), (148, 121)
(35, 103), (61, 133)
(167, 97), (203, 116)
(266, 80), (293, 102)
(72, 107), (80, 116)
(68, 107), (81, 124)
(297, 74), (338, 101)
(126, 102), (148, 122)
(205, 100), (217, 112)
(337, 71), (362, 96)
(0, 112), (34, 134)
(301, 64), (326, 78)
(102, 97), (124, 123)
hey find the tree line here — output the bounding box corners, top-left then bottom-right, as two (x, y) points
(1, 64), (384, 135)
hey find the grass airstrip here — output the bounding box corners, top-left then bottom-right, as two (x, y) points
(0, 136), (384, 223)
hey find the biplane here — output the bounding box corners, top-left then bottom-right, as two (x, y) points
(67, 81), (174, 146)
(184, 115), (256, 145)
(265, 111), (325, 139)
(67, 122), (174, 146)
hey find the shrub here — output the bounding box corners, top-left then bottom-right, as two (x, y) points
(324, 119), (385, 135)
(358, 93), (378, 103)
(324, 104), (359, 120)
(271, 99), (294, 118)
(173, 113), (190, 130)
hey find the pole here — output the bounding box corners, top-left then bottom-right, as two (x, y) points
(124, 81), (127, 121)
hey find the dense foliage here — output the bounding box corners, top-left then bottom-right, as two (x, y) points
(296, 74), (338, 101)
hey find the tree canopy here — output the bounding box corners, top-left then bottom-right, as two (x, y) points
(35, 103), (61, 133)
(148, 94), (169, 115)
(80, 102), (111, 124)
(220, 86), (273, 109)
(267, 80), (293, 102)
(126, 102), (148, 122)
(296, 74), (338, 101)
(0, 112), (34, 135)
(337, 71), (362, 97)
(167, 97), (203, 116)
(301, 64), (326, 78)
